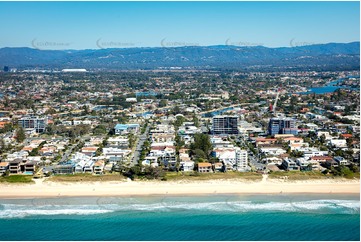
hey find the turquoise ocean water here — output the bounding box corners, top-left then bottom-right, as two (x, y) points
(0, 194), (359, 241)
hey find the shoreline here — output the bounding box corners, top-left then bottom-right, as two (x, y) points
(0, 178), (359, 199)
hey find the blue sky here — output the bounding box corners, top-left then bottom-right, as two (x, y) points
(0, 1), (359, 49)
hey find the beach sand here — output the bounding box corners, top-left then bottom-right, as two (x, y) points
(0, 175), (359, 198)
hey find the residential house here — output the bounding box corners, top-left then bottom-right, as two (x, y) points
(259, 145), (287, 156)
(22, 146), (34, 154)
(341, 134), (353, 139)
(83, 160), (95, 173)
(39, 147), (56, 157)
(75, 160), (86, 173)
(107, 137), (129, 148)
(149, 146), (176, 168)
(256, 138), (277, 147)
(282, 158), (300, 171)
(102, 147), (131, 163)
(151, 133), (175, 143)
(310, 156), (333, 165)
(198, 162), (212, 173)
(53, 162), (75, 174)
(81, 147), (98, 157)
(325, 159), (339, 168)
(302, 149), (328, 159)
(150, 124), (175, 134)
(296, 158), (312, 170)
(0, 162), (9, 175)
(142, 156), (158, 166)
(24, 161), (37, 174)
(317, 131), (332, 140)
(93, 160), (105, 175)
(9, 159), (22, 174)
(263, 156), (283, 165)
(214, 162), (224, 172)
(114, 123), (140, 135)
(180, 161), (194, 172)
(333, 156), (348, 166)
(329, 139), (347, 148)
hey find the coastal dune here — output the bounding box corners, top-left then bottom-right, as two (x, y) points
(0, 177), (359, 198)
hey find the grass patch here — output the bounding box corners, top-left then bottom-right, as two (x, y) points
(164, 171), (262, 181)
(268, 171), (329, 180)
(47, 173), (127, 182)
(346, 172), (360, 179)
(0, 175), (34, 183)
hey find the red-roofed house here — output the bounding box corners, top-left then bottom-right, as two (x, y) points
(256, 138), (277, 147)
(341, 134), (353, 139)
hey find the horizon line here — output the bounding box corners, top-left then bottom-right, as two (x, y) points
(0, 41), (359, 51)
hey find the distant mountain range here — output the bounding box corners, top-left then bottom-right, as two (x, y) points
(0, 42), (359, 71)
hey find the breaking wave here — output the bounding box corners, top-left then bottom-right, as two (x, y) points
(0, 199), (359, 218)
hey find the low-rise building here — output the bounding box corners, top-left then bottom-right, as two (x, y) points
(180, 161), (195, 172)
(282, 158), (300, 171)
(93, 160), (105, 175)
(103, 147), (131, 163)
(333, 156), (348, 166)
(0, 162), (9, 175)
(198, 162), (212, 173)
(53, 162), (75, 175)
(329, 139), (347, 148)
(296, 158), (312, 171)
(24, 161), (37, 174)
(81, 147), (98, 157)
(9, 159), (22, 174)
(114, 123), (140, 135)
(259, 145), (287, 156)
(107, 137), (129, 148)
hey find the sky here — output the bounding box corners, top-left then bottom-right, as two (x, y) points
(0, 1), (359, 50)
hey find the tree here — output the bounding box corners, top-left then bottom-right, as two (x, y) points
(144, 166), (165, 180)
(290, 150), (304, 158)
(193, 149), (207, 160)
(0, 123), (13, 133)
(319, 134), (326, 144)
(174, 116), (186, 129)
(346, 138), (354, 148)
(192, 115), (200, 127)
(15, 127), (26, 143)
(190, 133), (212, 159)
(172, 106), (181, 115)
(0, 138), (6, 154)
(128, 133), (136, 148)
(93, 125), (107, 135)
(158, 99), (167, 107)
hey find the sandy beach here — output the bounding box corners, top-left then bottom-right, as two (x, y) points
(0, 176), (359, 198)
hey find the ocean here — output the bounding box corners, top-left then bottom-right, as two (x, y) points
(0, 194), (359, 241)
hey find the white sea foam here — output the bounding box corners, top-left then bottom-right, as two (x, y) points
(0, 199), (359, 218)
(0, 204), (113, 218)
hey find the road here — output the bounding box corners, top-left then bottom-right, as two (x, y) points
(59, 136), (89, 163)
(130, 125), (150, 166)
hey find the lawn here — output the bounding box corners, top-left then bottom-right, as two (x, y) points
(164, 171), (263, 181)
(0, 175), (34, 183)
(47, 173), (127, 182)
(268, 170), (360, 180)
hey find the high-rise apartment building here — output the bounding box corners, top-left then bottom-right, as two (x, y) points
(268, 117), (298, 135)
(212, 115), (239, 135)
